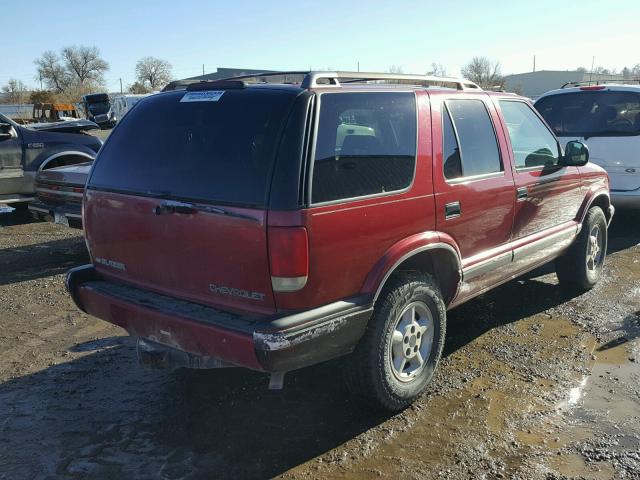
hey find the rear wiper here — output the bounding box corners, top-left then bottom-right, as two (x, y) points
(153, 200), (258, 222)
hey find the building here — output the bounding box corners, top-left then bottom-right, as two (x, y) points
(164, 67), (305, 91)
(503, 70), (625, 100)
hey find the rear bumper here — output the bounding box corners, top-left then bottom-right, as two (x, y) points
(29, 200), (82, 228)
(66, 265), (372, 372)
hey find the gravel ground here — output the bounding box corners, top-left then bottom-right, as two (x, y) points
(0, 209), (638, 479)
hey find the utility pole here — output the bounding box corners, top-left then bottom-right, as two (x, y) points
(119, 78), (123, 94)
(589, 56), (595, 82)
(202, 64), (205, 75)
(357, 61), (360, 72)
(533, 55), (536, 72)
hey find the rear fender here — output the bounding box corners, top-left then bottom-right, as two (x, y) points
(362, 232), (462, 306)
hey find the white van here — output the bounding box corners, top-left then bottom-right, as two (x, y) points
(111, 94), (151, 124)
(535, 84), (640, 208)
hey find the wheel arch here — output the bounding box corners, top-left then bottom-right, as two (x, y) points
(38, 150), (94, 170)
(363, 233), (463, 307)
(578, 190), (613, 226)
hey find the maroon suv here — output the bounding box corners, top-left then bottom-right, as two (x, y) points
(66, 72), (612, 410)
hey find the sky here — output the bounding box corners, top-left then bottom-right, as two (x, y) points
(3, 0), (640, 92)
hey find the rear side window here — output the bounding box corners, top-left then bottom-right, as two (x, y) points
(89, 89), (296, 206)
(535, 91), (640, 137)
(442, 106), (462, 179)
(445, 99), (502, 178)
(311, 92), (417, 204)
(499, 100), (560, 169)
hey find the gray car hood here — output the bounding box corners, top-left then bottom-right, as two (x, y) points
(27, 119), (99, 133)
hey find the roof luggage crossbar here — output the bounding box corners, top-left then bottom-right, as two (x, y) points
(561, 78), (640, 88)
(219, 70), (481, 91)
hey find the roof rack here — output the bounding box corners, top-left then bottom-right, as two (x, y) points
(219, 70), (481, 91)
(561, 78), (640, 88)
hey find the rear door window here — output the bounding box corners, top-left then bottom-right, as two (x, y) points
(535, 91), (640, 137)
(88, 89), (296, 206)
(499, 100), (560, 169)
(444, 99), (502, 178)
(311, 92), (417, 204)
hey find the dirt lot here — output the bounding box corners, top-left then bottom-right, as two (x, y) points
(0, 209), (639, 479)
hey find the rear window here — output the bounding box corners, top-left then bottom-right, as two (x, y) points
(311, 92), (417, 204)
(535, 91), (640, 137)
(89, 89), (296, 206)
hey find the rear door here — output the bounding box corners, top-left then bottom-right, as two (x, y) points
(432, 93), (516, 296)
(85, 88), (299, 315)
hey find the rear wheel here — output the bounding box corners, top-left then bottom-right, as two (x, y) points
(556, 206), (607, 291)
(345, 272), (446, 411)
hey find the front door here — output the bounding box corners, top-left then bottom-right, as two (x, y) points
(496, 100), (583, 236)
(495, 99), (583, 269)
(432, 94), (516, 299)
(0, 114), (24, 196)
(0, 114), (23, 171)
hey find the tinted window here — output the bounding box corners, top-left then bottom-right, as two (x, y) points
(442, 106), (462, 179)
(312, 92), (416, 203)
(446, 99), (501, 177)
(535, 91), (640, 137)
(499, 101), (559, 169)
(89, 89), (296, 206)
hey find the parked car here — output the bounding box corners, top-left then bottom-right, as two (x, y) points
(28, 162), (91, 228)
(0, 112), (100, 205)
(82, 93), (116, 129)
(110, 94), (151, 123)
(66, 71), (612, 411)
(534, 83), (640, 208)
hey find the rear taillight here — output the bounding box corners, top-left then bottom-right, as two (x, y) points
(580, 86), (606, 91)
(268, 227), (308, 292)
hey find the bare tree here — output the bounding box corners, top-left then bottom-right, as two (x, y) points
(630, 64), (640, 78)
(34, 46), (108, 98)
(387, 65), (404, 74)
(461, 57), (504, 89)
(135, 57), (173, 90)
(61, 46), (109, 86)
(427, 63), (448, 77)
(34, 50), (69, 92)
(1, 79), (29, 104)
(576, 66), (588, 73)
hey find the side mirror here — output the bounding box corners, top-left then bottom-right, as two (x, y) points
(562, 141), (589, 166)
(0, 122), (14, 141)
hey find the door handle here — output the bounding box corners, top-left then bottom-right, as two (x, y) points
(516, 187), (528, 201)
(445, 201), (461, 219)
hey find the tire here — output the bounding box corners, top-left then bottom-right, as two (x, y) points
(345, 272), (446, 411)
(556, 206), (608, 291)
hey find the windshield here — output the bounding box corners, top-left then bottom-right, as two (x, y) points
(87, 101), (110, 115)
(89, 88), (296, 206)
(535, 91), (640, 138)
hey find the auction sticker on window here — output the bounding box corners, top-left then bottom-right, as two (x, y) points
(180, 90), (225, 102)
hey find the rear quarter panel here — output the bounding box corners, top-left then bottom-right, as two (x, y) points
(270, 90), (437, 311)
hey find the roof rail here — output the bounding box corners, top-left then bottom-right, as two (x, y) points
(219, 70), (481, 91)
(561, 78), (640, 88)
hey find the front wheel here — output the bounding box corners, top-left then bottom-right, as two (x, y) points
(556, 206), (608, 291)
(344, 272), (446, 411)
